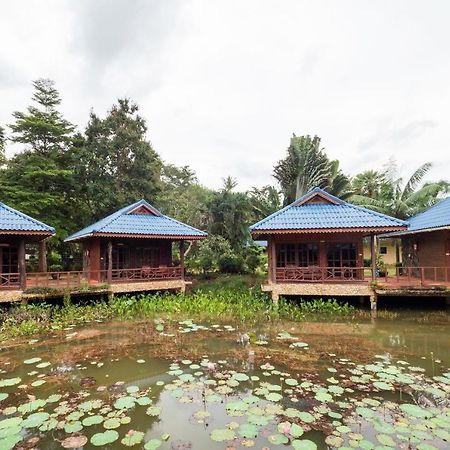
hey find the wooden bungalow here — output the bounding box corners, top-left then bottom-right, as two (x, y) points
(0, 201), (54, 290)
(383, 197), (450, 285)
(250, 188), (407, 302)
(65, 199), (207, 293)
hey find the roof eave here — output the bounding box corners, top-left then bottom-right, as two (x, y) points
(0, 230), (54, 237)
(379, 225), (450, 238)
(251, 226), (407, 237)
(65, 231), (207, 242)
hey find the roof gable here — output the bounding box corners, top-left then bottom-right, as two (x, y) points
(250, 187), (407, 234)
(65, 199), (207, 242)
(0, 202), (55, 235)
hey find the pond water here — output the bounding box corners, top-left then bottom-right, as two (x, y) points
(0, 311), (449, 449)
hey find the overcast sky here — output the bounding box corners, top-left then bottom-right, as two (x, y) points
(1, 0), (449, 190)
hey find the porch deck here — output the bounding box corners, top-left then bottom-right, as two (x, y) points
(0, 266), (186, 302)
(264, 266), (450, 301)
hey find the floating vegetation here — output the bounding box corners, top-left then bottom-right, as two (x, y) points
(0, 314), (449, 449)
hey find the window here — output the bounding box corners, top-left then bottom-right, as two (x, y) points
(276, 243), (318, 267)
(379, 246), (388, 255)
(326, 243), (357, 268)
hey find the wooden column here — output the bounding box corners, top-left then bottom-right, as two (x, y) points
(18, 238), (27, 290)
(270, 239), (277, 283)
(107, 240), (113, 284)
(179, 240), (185, 280)
(38, 239), (47, 272)
(370, 234), (377, 281)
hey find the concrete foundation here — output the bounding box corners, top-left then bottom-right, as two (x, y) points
(0, 280), (190, 304)
(262, 282), (374, 300)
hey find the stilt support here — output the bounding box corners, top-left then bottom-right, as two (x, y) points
(271, 291), (279, 303)
(370, 293), (377, 318)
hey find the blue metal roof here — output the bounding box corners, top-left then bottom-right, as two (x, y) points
(250, 187), (407, 233)
(0, 201), (55, 234)
(407, 197), (450, 231)
(65, 199), (207, 242)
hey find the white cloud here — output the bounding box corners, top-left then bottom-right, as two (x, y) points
(1, 0), (449, 190)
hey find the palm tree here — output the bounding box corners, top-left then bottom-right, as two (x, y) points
(352, 162), (449, 219)
(274, 135), (351, 204)
(352, 170), (388, 199)
(352, 162), (450, 264)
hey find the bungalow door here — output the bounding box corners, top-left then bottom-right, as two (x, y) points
(0, 245), (18, 273)
(0, 245), (19, 286)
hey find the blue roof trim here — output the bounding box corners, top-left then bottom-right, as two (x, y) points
(406, 197), (450, 231)
(65, 199), (207, 242)
(250, 187), (407, 232)
(0, 201), (55, 234)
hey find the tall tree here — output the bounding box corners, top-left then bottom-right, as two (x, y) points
(207, 178), (252, 249)
(273, 135), (350, 204)
(0, 79), (78, 269)
(73, 99), (162, 221)
(0, 126), (5, 165)
(0, 80), (77, 236)
(9, 79), (74, 153)
(157, 163), (211, 230)
(248, 185), (283, 221)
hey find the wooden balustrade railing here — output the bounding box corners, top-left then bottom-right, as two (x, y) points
(275, 266), (365, 283)
(101, 266), (183, 283)
(0, 273), (20, 288)
(26, 271), (86, 288)
(0, 266), (184, 290)
(384, 267), (450, 286)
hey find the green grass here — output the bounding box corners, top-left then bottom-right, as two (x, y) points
(190, 273), (265, 293)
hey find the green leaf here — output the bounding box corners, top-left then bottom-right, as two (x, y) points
(210, 428), (235, 442)
(91, 430), (119, 446)
(121, 430), (145, 446)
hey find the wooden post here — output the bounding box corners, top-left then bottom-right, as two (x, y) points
(179, 240), (185, 280)
(270, 240), (277, 283)
(18, 238), (27, 290)
(38, 239), (47, 272)
(107, 240), (113, 284)
(267, 240), (273, 284)
(370, 234), (377, 281)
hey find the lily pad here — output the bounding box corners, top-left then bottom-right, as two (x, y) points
(91, 430), (119, 446)
(24, 357), (42, 364)
(82, 415), (104, 426)
(121, 430), (145, 446)
(144, 439), (162, 449)
(292, 439), (318, 450)
(210, 428), (236, 442)
(61, 435), (88, 449)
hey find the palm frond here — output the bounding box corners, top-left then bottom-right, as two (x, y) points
(401, 162), (432, 200)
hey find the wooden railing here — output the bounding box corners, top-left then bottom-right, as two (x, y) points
(275, 266), (365, 283)
(383, 267), (450, 287)
(102, 266), (183, 283)
(1, 266), (184, 290)
(26, 271), (86, 288)
(0, 273), (20, 289)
